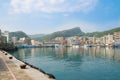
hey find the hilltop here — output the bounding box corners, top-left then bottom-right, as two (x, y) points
(36, 27), (84, 41)
(9, 31), (29, 39)
(85, 27), (120, 37)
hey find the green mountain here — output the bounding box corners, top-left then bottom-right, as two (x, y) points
(9, 27), (120, 41)
(38, 27), (120, 41)
(38, 27), (84, 41)
(85, 27), (120, 37)
(9, 31), (29, 39)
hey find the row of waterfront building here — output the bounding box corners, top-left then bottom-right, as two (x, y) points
(42, 32), (120, 48)
(0, 29), (120, 48)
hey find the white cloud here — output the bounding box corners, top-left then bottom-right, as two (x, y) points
(10, 0), (99, 14)
(10, 0), (33, 14)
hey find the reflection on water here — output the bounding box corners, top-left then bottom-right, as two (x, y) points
(9, 47), (120, 80)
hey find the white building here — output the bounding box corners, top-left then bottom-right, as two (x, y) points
(11, 37), (17, 45)
(19, 37), (26, 41)
(114, 32), (120, 42)
(106, 34), (114, 45)
(100, 34), (114, 46)
(66, 37), (76, 46)
(31, 40), (41, 46)
(3, 31), (9, 43)
(88, 37), (96, 44)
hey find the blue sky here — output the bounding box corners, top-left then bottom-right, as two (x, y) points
(0, 0), (120, 34)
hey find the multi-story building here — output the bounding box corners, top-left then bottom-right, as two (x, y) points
(18, 37), (31, 46)
(54, 37), (64, 44)
(100, 34), (114, 46)
(88, 37), (96, 44)
(80, 36), (89, 44)
(100, 36), (106, 45)
(0, 30), (7, 44)
(95, 38), (101, 45)
(54, 37), (64, 41)
(19, 37), (26, 41)
(106, 34), (114, 45)
(114, 32), (120, 42)
(66, 36), (80, 46)
(0, 36), (7, 44)
(0, 29), (8, 44)
(11, 37), (17, 45)
(66, 37), (75, 46)
(3, 31), (9, 43)
(31, 40), (41, 46)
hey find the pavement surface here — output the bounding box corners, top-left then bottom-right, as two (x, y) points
(0, 58), (8, 71)
(0, 51), (32, 80)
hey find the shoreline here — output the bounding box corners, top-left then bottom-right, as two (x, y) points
(0, 50), (56, 80)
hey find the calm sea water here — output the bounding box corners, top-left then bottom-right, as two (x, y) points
(9, 47), (120, 80)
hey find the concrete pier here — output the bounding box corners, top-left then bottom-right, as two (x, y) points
(0, 50), (55, 80)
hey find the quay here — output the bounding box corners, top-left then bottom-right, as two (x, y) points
(0, 50), (55, 80)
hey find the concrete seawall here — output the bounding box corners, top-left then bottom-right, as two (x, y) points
(0, 50), (56, 80)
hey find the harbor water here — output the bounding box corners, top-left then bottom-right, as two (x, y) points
(9, 47), (120, 80)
